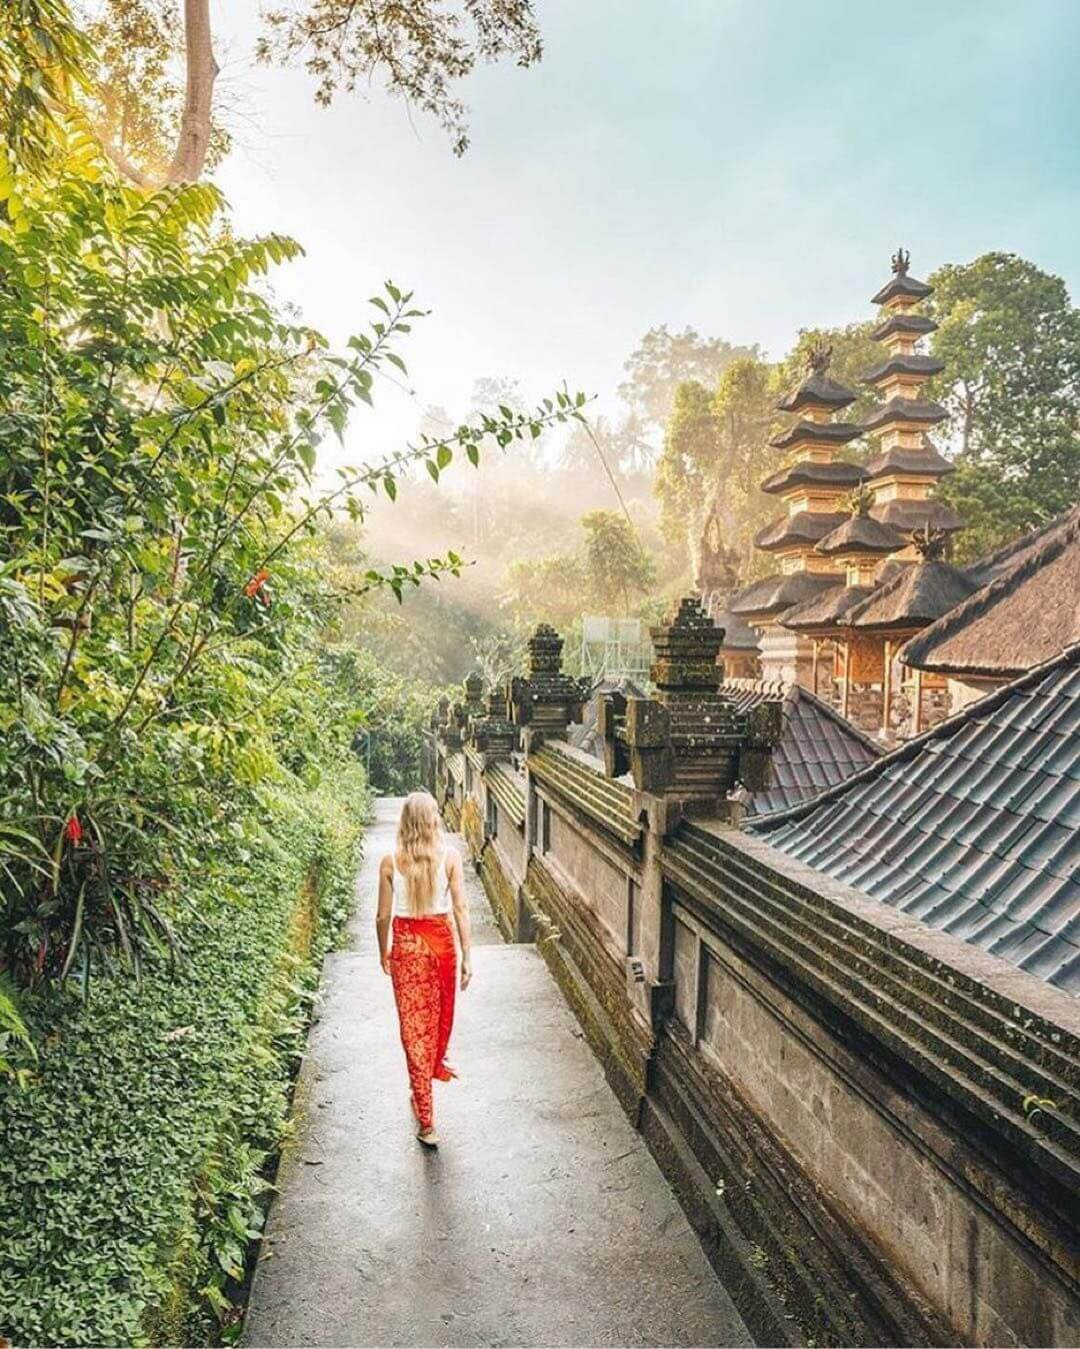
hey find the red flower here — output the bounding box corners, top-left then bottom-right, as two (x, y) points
(64, 815), (83, 846)
(244, 568), (270, 599)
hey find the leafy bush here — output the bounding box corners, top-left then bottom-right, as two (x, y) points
(0, 762), (368, 1347)
(0, 141), (576, 990)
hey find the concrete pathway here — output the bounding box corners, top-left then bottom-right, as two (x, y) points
(244, 798), (751, 1348)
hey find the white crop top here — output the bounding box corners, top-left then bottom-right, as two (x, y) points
(391, 846), (453, 916)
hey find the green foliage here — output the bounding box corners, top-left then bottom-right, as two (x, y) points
(579, 509), (656, 615)
(0, 151), (580, 988)
(0, 972), (37, 1088)
(257, 0), (543, 157)
(501, 509), (657, 629)
(503, 549), (588, 630)
(928, 252), (1080, 559)
(0, 765), (368, 1347)
(618, 323), (760, 446)
(0, 0), (90, 171)
(318, 645), (443, 796)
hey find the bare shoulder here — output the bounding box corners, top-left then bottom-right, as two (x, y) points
(444, 845), (463, 875)
(379, 853), (395, 878)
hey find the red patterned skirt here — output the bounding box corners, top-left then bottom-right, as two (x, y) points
(389, 913), (457, 1130)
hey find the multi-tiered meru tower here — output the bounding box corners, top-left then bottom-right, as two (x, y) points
(860, 248), (959, 543)
(728, 344), (868, 687)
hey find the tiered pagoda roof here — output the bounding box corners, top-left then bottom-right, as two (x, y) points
(760, 460), (868, 495)
(781, 582), (875, 633)
(729, 570), (837, 621)
(843, 527), (978, 632)
(816, 509), (906, 558)
(776, 367), (857, 413)
(863, 437), (953, 480)
(861, 249), (961, 535)
(755, 510), (849, 551)
(736, 344), (867, 624)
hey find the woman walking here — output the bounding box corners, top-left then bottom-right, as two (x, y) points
(376, 791), (472, 1147)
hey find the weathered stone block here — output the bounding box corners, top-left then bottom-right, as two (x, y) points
(625, 696), (670, 748)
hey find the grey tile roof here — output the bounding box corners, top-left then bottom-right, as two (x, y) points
(752, 646), (1080, 992)
(719, 681), (881, 816)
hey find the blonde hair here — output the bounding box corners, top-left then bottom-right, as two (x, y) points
(394, 791), (442, 912)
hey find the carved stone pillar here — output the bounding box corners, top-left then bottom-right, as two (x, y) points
(508, 623), (589, 743)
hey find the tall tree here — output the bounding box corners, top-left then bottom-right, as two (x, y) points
(708, 355), (776, 570)
(618, 324), (759, 450)
(81, 0), (230, 185)
(653, 379), (720, 552)
(579, 509), (656, 615)
(928, 252), (1080, 558)
(21, 0), (543, 184)
(772, 321), (879, 428)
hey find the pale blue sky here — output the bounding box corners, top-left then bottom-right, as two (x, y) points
(213, 0), (1080, 467)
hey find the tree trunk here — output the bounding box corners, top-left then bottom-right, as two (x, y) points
(166, 0), (218, 183)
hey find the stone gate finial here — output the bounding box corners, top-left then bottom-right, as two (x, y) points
(510, 623), (589, 742)
(463, 670), (485, 713)
(600, 595), (767, 801)
(650, 595), (725, 692)
(526, 623), (564, 676)
(891, 246), (911, 275)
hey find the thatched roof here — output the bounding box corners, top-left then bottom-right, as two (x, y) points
(870, 498), (962, 533)
(871, 271), (933, 306)
(776, 371), (857, 414)
(863, 353), (944, 386)
(870, 312), (937, 342)
(964, 506), (1078, 587)
(715, 607), (762, 652)
(755, 511), (848, 551)
(902, 509), (1080, 677)
(862, 396), (948, 432)
(768, 419), (863, 451)
(864, 437), (953, 481)
(752, 643), (1080, 992)
(781, 583), (874, 631)
(816, 514), (906, 556)
(729, 570), (836, 619)
(844, 558), (978, 631)
(761, 461), (868, 496)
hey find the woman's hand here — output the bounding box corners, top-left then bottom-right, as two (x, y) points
(381, 952), (391, 977)
(460, 959), (472, 991)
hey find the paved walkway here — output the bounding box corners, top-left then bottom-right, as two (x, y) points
(245, 798), (751, 1348)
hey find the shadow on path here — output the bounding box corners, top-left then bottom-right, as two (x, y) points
(244, 798), (751, 1348)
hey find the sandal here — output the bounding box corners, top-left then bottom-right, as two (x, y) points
(416, 1127), (439, 1148)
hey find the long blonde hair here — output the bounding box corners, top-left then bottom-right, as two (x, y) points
(395, 791), (443, 912)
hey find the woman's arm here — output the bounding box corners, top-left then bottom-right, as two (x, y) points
(376, 856), (394, 975)
(448, 850), (472, 989)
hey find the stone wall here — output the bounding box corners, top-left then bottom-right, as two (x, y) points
(430, 608), (1080, 1348)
